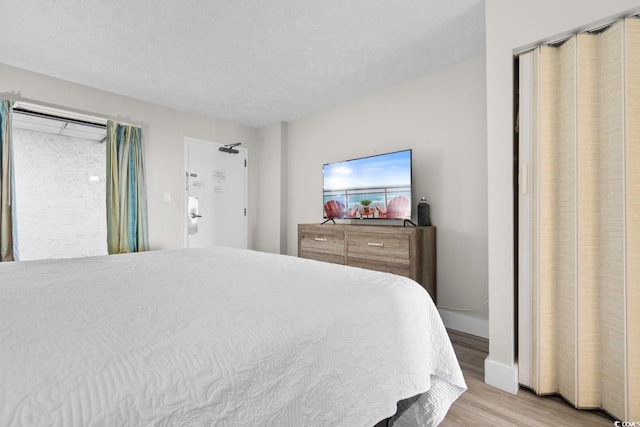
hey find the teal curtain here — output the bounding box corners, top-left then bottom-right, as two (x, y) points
(106, 120), (149, 254)
(0, 100), (15, 262)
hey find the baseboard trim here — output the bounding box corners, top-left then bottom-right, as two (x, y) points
(484, 358), (519, 394)
(437, 308), (489, 339)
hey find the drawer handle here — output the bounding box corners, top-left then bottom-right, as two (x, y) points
(368, 242), (384, 247)
(314, 237), (327, 242)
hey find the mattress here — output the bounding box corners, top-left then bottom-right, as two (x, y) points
(0, 247), (466, 426)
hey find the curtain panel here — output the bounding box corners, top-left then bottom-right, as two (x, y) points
(518, 18), (639, 421)
(0, 100), (15, 262)
(106, 121), (149, 254)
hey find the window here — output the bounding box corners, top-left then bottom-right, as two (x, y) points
(12, 111), (107, 260)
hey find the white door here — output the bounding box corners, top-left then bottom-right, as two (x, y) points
(184, 137), (247, 249)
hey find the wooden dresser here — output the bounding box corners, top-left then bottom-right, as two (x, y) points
(298, 223), (436, 301)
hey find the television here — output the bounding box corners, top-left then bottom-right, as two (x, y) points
(323, 149), (412, 220)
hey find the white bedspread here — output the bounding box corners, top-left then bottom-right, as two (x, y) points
(0, 248), (465, 426)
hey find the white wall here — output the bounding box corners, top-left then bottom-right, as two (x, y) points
(287, 56), (489, 334)
(255, 121), (288, 253)
(485, 0), (640, 393)
(0, 64), (258, 251)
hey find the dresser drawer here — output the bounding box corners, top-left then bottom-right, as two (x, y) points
(347, 257), (411, 278)
(346, 232), (410, 264)
(299, 250), (345, 265)
(299, 227), (345, 256)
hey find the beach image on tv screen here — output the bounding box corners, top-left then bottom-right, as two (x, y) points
(323, 150), (411, 219)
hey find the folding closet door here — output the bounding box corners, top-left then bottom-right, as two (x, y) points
(517, 17), (639, 421)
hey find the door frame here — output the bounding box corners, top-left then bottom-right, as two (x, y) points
(183, 136), (248, 249)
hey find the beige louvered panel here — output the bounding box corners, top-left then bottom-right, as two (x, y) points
(537, 45), (560, 394)
(625, 17), (640, 421)
(556, 37), (578, 403)
(530, 48), (541, 393)
(598, 21), (626, 420)
(575, 32), (601, 408)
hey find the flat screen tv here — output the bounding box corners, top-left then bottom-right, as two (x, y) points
(323, 149), (412, 220)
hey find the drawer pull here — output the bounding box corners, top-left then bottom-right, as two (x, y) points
(314, 237), (327, 242)
(368, 242), (384, 247)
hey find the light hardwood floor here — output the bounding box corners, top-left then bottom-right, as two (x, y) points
(441, 329), (615, 426)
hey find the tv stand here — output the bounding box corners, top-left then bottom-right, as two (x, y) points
(321, 217), (336, 225)
(297, 223), (436, 301)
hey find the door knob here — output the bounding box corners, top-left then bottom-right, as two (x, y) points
(190, 213), (203, 219)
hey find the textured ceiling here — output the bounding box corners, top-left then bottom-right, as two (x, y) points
(1, 0), (485, 128)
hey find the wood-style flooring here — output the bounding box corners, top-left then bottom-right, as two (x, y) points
(442, 329), (614, 426)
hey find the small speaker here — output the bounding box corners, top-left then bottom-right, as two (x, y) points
(417, 197), (431, 226)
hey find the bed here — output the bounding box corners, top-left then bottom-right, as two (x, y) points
(0, 247), (466, 426)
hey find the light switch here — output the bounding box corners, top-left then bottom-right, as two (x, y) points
(163, 192), (172, 202)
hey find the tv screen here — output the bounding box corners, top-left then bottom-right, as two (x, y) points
(323, 149), (412, 220)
